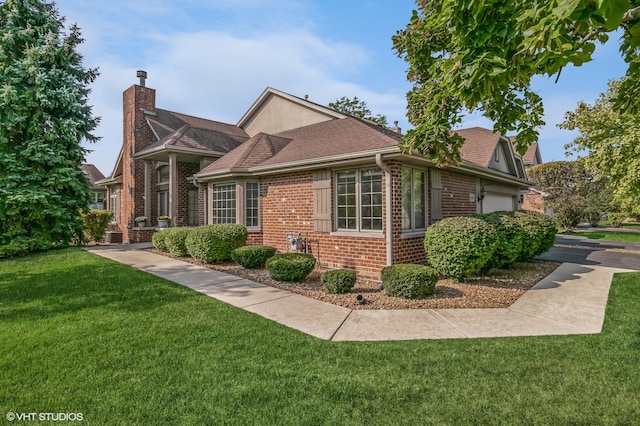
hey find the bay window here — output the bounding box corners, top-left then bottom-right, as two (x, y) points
(336, 169), (382, 231)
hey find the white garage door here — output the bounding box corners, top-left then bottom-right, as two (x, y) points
(483, 193), (515, 214)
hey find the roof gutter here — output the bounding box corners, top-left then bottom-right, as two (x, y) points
(376, 153), (393, 268)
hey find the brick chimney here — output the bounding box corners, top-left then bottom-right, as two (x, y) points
(120, 71), (156, 242)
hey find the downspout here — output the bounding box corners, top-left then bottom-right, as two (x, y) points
(376, 153), (393, 267)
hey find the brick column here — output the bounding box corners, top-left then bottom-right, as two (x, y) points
(144, 160), (151, 221)
(169, 153), (178, 224)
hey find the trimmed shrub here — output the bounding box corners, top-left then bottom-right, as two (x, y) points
(152, 229), (170, 252)
(381, 264), (438, 299)
(231, 245), (277, 269)
(607, 212), (627, 227)
(265, 253), (316, 282)
(164, 227), (192, 257)
(321, 269), (357, 294)
(185, 224), (248, 263)
(424, 216), (498, 282)
(475, 211), (523, 271)
(512, 210), (557, 260)
(81, 209), (114, 242)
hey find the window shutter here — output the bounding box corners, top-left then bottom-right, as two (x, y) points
(312, 169), (332, 232)
(430, 169), (442, 221)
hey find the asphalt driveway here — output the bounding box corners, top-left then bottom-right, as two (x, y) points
(536, 235), (640, 270)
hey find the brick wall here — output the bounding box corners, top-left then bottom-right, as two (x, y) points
(258, 170), (387, 280)
(439, 170), (478, 219)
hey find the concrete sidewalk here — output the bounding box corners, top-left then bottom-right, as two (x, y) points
(85, 244), (634, 341)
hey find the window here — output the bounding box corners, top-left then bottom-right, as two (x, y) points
(212, 183), (236, 224)
(110, 187), (120, 223)
(245, 181), (259, 227)
(401, 168), (427, 231)
(336, 169), (382, 231)
(157, 165), (169, 184)
(158, 191), (169, 217)
(187, 189), (198, 226)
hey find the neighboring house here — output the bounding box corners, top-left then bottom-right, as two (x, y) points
(100, 73), (533, 279)
(81, 163), (107, 209)
(509, 137), (546, 214)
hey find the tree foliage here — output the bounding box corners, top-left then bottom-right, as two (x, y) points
(392, 0), (640, 166)
(329, 96), (388, 127)
(561, 79), (640, 216)
(0, 0), (100, 256)
(527, 160), (612, 230)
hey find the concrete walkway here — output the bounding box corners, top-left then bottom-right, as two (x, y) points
(85, 244), (635, 341)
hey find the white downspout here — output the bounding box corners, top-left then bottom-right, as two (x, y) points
(376, 153), (393, 267)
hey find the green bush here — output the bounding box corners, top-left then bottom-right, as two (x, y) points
(265, 253), (316, 282)
(185, 224), (248, 263)
(607, 212), (627, 227)
(424, 216), (498, 282)
(81, 209), (114, 242)
(321, 269), (357, 294)
(512, 210), (557, 260)
(152, 229), (170, 252)
(164, 228), (192, 257)
(231, 245), (277, 269)
(381, 264), (438, 299)
(475, 211), (524, 271)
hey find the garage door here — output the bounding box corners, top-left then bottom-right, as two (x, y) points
(483, 193), (515, 214)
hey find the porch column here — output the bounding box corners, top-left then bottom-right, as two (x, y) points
(144, 160), (151, 222)
(169, 153), (178, 224)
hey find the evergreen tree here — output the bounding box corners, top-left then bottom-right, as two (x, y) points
(0, 0), (100, 256)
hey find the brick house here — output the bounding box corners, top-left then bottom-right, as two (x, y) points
(101, 73), (532, 279)
(81, 163), (107, 209)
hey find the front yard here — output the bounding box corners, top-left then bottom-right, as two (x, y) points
(1, 248), (639, 424)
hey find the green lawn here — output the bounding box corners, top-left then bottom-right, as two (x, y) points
(2, 248), (640, 425)
(571, 230), (640, 243)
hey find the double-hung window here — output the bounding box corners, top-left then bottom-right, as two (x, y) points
(401, 167), (427, 232)
(245, 181), (259, 228)
(336, 169), (383, 231)
(211, 182), (236, 224)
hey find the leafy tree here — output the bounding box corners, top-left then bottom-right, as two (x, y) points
(329, 96), (388, 127)
(527, 160), (612, 231)
(0, 0), (100, 256)
(392, 1), (640, 166)
(561, 79), (640, 216)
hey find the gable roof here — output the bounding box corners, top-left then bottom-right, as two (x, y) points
(81, 164), (106, 189)
(456, 127), (526, 178)
(197, 117), (401, 177)
(136, 109), (249, 160)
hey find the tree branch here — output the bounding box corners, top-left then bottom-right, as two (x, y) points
(622, 6), (640, 23)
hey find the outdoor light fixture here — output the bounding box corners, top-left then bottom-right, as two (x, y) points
(356, 294), (365, 305)
(477, 187), (486, 202)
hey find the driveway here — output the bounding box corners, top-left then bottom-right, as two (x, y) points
(536, 235), (640, 270)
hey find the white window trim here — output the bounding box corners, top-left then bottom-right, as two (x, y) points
(210, 181), (237, 225)
(244, 180), (260, 231)
(401, 167), (428, 234)
(334, 168), (383, 234)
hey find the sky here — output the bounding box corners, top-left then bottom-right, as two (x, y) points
(52, 0), (629, 176)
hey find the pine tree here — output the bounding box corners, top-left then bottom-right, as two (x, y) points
(0, 0), (100, 256)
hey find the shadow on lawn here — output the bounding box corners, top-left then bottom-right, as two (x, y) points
(0, 255), (191, 322)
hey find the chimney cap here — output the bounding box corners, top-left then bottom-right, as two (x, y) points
(136, 70), (147, 86)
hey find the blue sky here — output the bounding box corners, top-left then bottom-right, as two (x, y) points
(54, 0), (628, 176)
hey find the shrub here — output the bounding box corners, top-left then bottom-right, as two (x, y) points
(265, 253), (316, 282)
(321, 269), (356, 294)
(381, 264), (438, 299)
(231, 245), (277, 269)
(607, 212), (627, 227)
(152, 229), (170, 252)
(81, 209), (114, 242)
(475, 211), (523, 271)
(424, 216), (498, 282)
(164, 227), (192, 257)
(185, 224), (248, 263)
(512, 210), (557, 260)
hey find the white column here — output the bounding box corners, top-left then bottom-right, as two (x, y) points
(144, 160), (151, 223)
